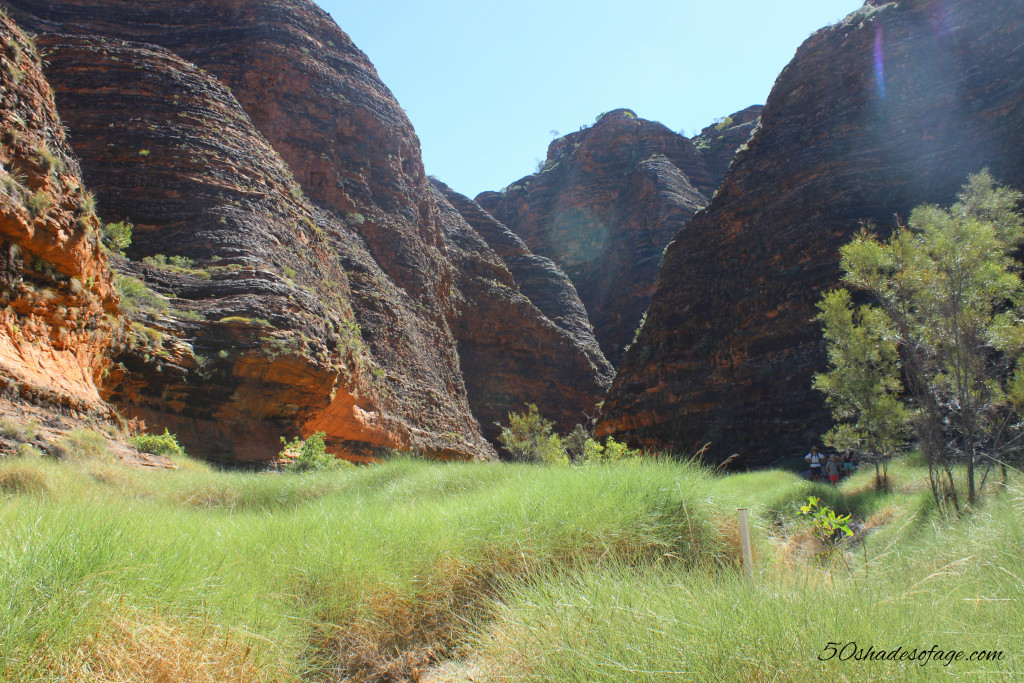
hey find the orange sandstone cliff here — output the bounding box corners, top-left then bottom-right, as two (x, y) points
(0, 13), (117, 424)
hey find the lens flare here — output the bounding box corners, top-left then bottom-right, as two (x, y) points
(874, 24), (886, 102)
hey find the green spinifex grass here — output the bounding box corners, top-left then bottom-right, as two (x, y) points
(1, 448), (1019, 682)
(476, 472), (1024, 682)
(0, 452), (744, 681)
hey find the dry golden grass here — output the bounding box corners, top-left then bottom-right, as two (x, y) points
(863, 503), (898, 532)
(52, 614), (282, 683)
(177, 484), (245, 509)
(0, 463), (50, 495)
(313, 553), (516, 683)
(775, 528), (827, 569)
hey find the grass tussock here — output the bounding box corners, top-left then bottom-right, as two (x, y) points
(0, 464), (50, 496)
(40, 613), (275, 683)
(52, 429), (113, 462)
(0, 418), (40, 442)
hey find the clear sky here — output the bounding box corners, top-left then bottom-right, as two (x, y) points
(317, 0), (865, 199)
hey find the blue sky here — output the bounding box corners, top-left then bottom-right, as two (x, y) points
(317, 1), (864, 198)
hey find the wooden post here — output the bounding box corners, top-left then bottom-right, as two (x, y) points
(738, 508), (753, 580)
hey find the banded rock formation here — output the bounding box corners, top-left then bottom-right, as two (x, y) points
(477, 108), (757, 365)
(598, 0), (1024, 464)
(692, 105), (764, 189)
(6, 0), (614, 462)
(434, 179), (613, 443)
(7, 0), (494, 462)
(33, 32), (417, 463)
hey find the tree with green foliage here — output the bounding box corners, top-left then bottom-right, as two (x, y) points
(819, 171), (1024, 513)
(814, 289), (909, 489)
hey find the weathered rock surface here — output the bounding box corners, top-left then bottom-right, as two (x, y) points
(433, 179), (612, 445)
(0, 13), (117, 422)
(9, 0), (495, 462)
(598, 0), (1024, 464)
(691, 105), (763, 189)
(34, 33), (376, 463)
(477, 109), (715, 364)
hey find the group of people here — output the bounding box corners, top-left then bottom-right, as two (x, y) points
(804, 446), (856, 484)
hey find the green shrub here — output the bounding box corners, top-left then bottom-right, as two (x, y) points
(130, 429), (187, 460)
(500, 410), (643, 465)
(102, 220), (132, 255)
(713, 115), (734, 131)
(143, 254), (195, 270)
(600, 436), (635, 462)
(497, 404), (569, 464)
(564, 424), (607, 464)
(114, 274), (166, 315)
(563, 424), (590, 462)
(280, 431), (338, 472)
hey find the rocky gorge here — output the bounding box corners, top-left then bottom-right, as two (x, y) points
(1, 0), (1022, 468)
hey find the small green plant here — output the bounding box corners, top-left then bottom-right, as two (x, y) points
(0, 418), (40, 443)
(280, 431), (338, 472)
(130, 428), (187, 460)
(138, 149), (150, 157)
(79, 191), (97, 216)
(35, 144), (62, 173)
(799, 495), (853, 542)
(102, 220), (132, 255)
(26, 190), (52, 217)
